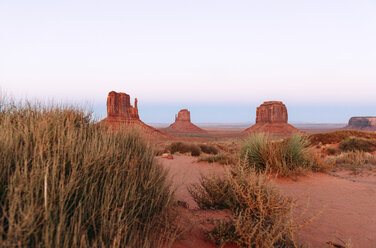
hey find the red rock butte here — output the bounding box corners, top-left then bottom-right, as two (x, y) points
(244, 101), (300, 135)
(100, 91), (166, 137)
(106, 91), (139, 121)
(163, 109), (207, 134)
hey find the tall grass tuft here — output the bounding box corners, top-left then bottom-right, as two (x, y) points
(0, 98), (176, 247)
(240, 133), (323, 177)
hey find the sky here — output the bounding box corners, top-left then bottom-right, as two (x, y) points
(1, 0), (375, 123)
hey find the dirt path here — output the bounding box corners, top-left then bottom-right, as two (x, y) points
(158, 155), (376, 248)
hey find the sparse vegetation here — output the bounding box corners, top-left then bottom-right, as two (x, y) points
(0, 99), (177, 247)
(309, 130), (376, 146)
(198, 152), (236, 165)
(327, 151), (376, 172)
(188, 164), (303, 247)
(338, 137), (376, 152)
(240, 133), (326, 177)
(166, 142), (201, 156)
(326, 147), (336, 155)
(199, 144), (219, 154)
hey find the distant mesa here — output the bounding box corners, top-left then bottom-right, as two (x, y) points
(244, 101), (300, 135)
(345, 117), (376, 131)
(163, 109), (207, 134)
(100, 91), (167, 137)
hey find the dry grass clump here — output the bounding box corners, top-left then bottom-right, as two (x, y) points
(0, 99), (177, 247)
(188, 164), (302, 247)
(309, 130), (376, 145)
(327, 151), (376, 172)
(166, 142), (201, 156)
(338, 137), (376, 152)
(240, 133), (326, 177)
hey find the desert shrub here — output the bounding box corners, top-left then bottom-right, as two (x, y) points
(327, 151), (376, 171)
(338, 137), (376, 152)
(198, 152), (236, 165)
(240, 133), (320, 177)
(167, 142), (188, 153)
(199, 144), (218, 155)
(326, 147), (336, 155)
(188, 165), (300, 247)
(190, 145), (201, 157)
(0, 99), (176, 248)
(166, 142), (201, 156)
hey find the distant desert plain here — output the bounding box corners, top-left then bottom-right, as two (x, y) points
(98, 91), (376, 248)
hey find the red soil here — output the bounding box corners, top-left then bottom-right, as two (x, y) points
(158, 155), (376, 248)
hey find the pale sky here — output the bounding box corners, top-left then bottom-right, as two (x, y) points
(1, 1), (375, 123)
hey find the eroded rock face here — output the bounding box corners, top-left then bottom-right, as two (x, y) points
(175, 109), (191, 122)
(107, 91), (139, 120)
(244, 101), (300, 135)
(100, 91), (167, 138)
(347, 117), (376, 131)
(256, 101), (288, 123)
(164, 109), (207, 134)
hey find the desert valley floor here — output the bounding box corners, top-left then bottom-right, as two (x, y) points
(158, 155), (376, 248)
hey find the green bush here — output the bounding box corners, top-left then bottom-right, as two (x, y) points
(240, 133), (321, 177)
(188, 165), (300, 247)
(0, 100), (176, 247)
(338, 137), (375, 152)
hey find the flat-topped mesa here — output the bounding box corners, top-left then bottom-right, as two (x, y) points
(175, 109), (191, 122)
(107, 91), (139, 120)
(346, 117), (376, 131)
(244, 101), (300, 136)
(256, 101), (288, 123)
(164, 109), (207, 134)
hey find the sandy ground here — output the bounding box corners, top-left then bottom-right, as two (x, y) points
(157, 155), (376, 248)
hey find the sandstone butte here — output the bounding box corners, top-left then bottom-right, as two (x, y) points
(163, 109), (207, 134)
(100, 91), (167, 137)
(345, 117), (376, 131)
(244, 101), (300, 135)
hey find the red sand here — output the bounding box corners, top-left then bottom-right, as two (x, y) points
(158, 155), (376, 248)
